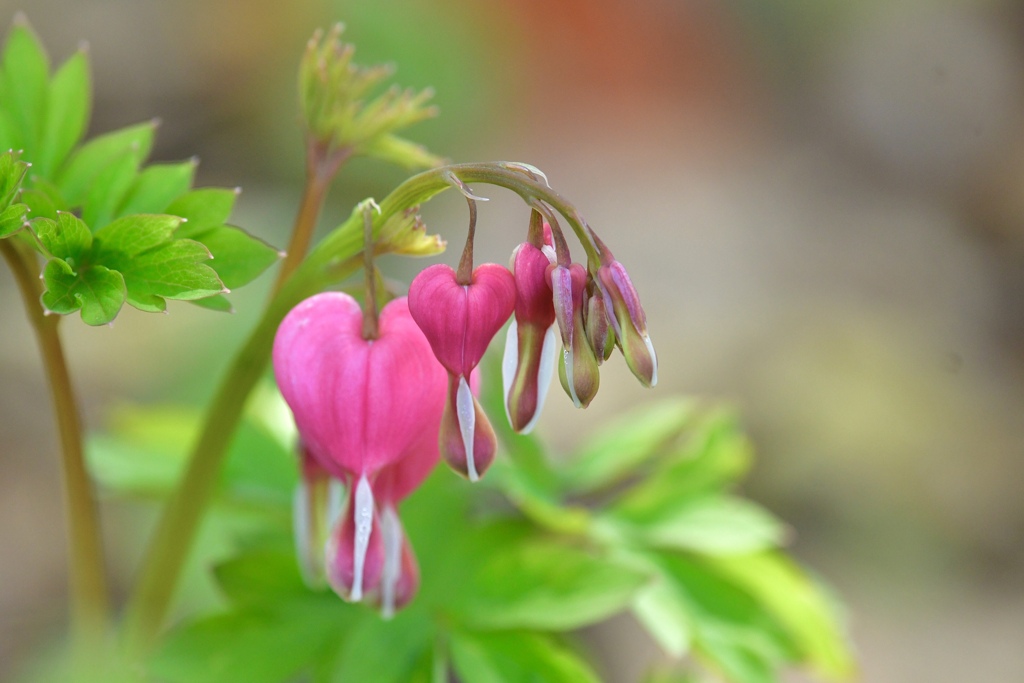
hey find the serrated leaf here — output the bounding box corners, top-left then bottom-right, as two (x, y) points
(168, 188), (238, 236)
(0, 203), (28, 238)
(118, 160), (196, 216)
(56, 121), (155, 205)
(94, 213), (179, 256)
(41, 258), (126, 325)
(1, 21), (49, 160)
(608, 495), (787, 555)
(118, 239), (223, 311)
(19, 187), (58, 220)
(453, 538), (649, 631)
(449, 630), (601, 683)
(0, 149), (29, 209)
(563, 397), (695, 492)
(35, 212), (92, 261)
(38, 49), (90, 177)
(192, 225), (280, 289)
(706, 553), (855, 680)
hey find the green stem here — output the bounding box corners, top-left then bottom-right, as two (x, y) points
(121, 161), (593, 652)
(1, 239), (110, 651)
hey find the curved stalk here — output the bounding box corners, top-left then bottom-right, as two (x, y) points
(1, 238), (110, 652)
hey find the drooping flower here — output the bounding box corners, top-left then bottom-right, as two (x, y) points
(550, 262), (601, 408)
(408, 262), (516, 481)
(502, 240), (558, 433)
(273, 292), (446, 601)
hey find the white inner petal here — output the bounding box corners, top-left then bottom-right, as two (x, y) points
(327, 478), (345, 528)
(379, 506), (403, 619)
(292, 482), (317, 588)
(350, 474), (374, 602)
(644, 334), (659, 387)
(501, 320), (519, 428)
(456, 375), (478, 481)
(521, 324), (558, 433)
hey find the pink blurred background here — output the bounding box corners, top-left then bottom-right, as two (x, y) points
(2, 0), (1023, 680)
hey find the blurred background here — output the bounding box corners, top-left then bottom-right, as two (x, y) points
(2, 0), (1023, 680)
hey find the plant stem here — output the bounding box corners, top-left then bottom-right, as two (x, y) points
(455, 197), (477, 285)
(271, 140), (349, 295)
(1, 239), (110, 651)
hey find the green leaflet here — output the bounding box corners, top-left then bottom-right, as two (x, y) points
(449, 630), (601, 683)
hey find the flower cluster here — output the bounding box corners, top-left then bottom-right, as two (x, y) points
(272, 203), (656, 614)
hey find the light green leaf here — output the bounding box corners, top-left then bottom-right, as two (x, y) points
(563, 397), (695, 492)
(192, 225), (280, 289)
(56, 120), (155, 205)
(633, 580), (692, 658)
(706, 553), (855, 680)
(0, 203), (28, 238)
(117, 239), (223, 311)
(38, 48), (90, 177)
(81, 144), (146, 228)
(1, 20), (49, 160)
(214, 550), (310, 607)
(449, 630), (601, 683)
(40, 258), (126, 325)
(453, 538), (649, 631)
(188, 293), (234, 313)
(94, 213), (180, 256)
(0, 149), (29, 209)
(19, 188), (58, 220)
(609, 495), (788, 555)
(35, 212), (92, 261)
(117, 160), (196, 216)
(168, 188), (239, 236)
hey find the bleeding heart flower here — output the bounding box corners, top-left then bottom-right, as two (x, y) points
(273, 292), (446, 601)
(408, 263), (515, 481)
(550, 262), (601, 408)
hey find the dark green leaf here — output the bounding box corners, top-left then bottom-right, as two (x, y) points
(168, 188), (239, 236)
(116, 160), (196, 216)
(40, 257), (126, 325)
(192, 225), (280, 289)
(1, 20), (49, 160)
(56, 120), (155, 205)
(189, 293), (234, 313)
(35, 212), (91, 261)
(562, 397), (694, 492)
(705, 553), (855, 680)
(453, 538), (649, 631)
(608, 495), (787, 555)
(38, 49), (90, 177)
(449, 630), (600, 683)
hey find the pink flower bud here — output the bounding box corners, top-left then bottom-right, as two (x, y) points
(409, 263), (516, 480)
(596, 260), (658, 387)
(549, 263), (601, 408)
(502, 242), (558, 433)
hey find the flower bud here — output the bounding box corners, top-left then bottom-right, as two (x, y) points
(596, 260), (658, 387)
(502, 242), (558, 433)
(549, 263), (600, 408)
(585, 288), (615, 362)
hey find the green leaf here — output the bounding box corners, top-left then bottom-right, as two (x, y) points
(1, 20), (50, 160)
(562, 397), (695, 492)
(0, 149), (29, 209)
(608, 495), (788, 555)
(189, 293), (234, 313)
(214, 549), (310, 607)
(0, 203), (28, 238)
(449, 630), (601, 683)
(56, 120), (155, 205)
(614, 412), (753, 518)
(35, 212), (92, 261)
(632, 579), (692, 658)
(117, 160), (196, 216)
(453, 538), (649, 631)
(38, 48), (90, 177)
(40, 258), (126, 325)
(705, 553), (855, 680)
(330, 611), (433, 683)
(93, 214), (224, 311)
(192, 225), (280, 289)
(168, 188), (239, 236)
(151, 609), (341, 683)
(81, 144), (146, 228)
